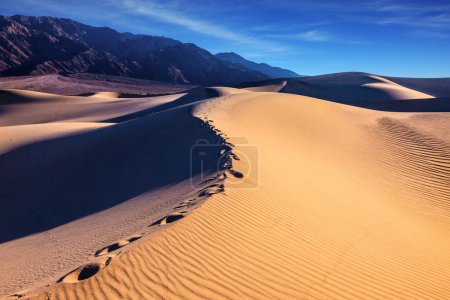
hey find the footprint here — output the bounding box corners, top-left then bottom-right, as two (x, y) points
(200, 172), (226, 186)
(160, 213), (185, 225)
(229, 170), (244, 178)
(8, 293), (24, 299)
(174, 200), (194, 210)
(150, 213), (186, 226)
(221, 159), (233, 169)
(58, 256), (111, 283)
(95, 235), (142, 256)
(230, 152), (240, 161)
(198, 184), (225, 197)
(174, 204), (189, 210)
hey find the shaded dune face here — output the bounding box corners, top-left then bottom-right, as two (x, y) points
(0, 104), (225, 243)
(341, 97), (450, 112)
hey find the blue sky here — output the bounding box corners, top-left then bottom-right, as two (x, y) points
(2, 0), (450, 77)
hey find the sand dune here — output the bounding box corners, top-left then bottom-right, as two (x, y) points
(240, 72), (442, 103)
(0, 89), (184, 126)
(0, 122), (111, 155)
(362, 75), (434, 100)
(14, 89), (449, 299)
(0, 86), (233, 296)
(0, 100), (225, 242)
(89, 91), (121, 98)
(0, 74), (194, 96)
(385, 76), (450, 97)
(242, 80), (287, 92)
(103, 86), (246, 123)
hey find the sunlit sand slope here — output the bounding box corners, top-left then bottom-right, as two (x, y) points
(25, 91), (450, 300)
(362, 75), (434, 99)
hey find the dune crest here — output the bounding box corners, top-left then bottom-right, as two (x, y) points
(89, 91), (120, 98)
(361, 75), (434, 100)
(242, 80), (287, 92)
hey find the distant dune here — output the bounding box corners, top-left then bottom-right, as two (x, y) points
(361, 75), (434, 99)
(0, 73), (194, 96)
(385, 76), (450, 97)
(239, 72), (450, 102)
(0, 88), (184, 126)
(1, 73), (449, 299)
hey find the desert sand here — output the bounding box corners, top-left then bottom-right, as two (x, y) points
(252, 72), (447, 103)
(361, 75), (434, 99)
(0, 74), (194, 96)
(1, 73), (450, 299)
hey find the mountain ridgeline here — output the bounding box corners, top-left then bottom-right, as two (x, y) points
(215, 52), (299, 78)
(0, 15), (298, 85)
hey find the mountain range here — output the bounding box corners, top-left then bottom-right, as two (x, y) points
(0, 15), (299, 85)
(216, 52), (299, 78)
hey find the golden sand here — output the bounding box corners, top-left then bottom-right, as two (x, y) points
(17, 90), (450, 299)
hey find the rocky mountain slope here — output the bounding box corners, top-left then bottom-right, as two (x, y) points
(0, 15), (270, 85)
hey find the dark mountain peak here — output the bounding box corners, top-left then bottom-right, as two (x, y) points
(216, 52), (300, 79)
(216, 52), (244, 60)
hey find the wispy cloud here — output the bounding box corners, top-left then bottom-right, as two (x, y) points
(120, 0), (287, 52)
(258, 0), (450, 34)
(268, 30), (334, 42)
(268, 30), (372, 45)
(376, 3), (450, 14)
(377, 12), (450, 29)
(378, 16), (450, 28)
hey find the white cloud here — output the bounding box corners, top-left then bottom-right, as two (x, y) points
(378, 14), (450, 29)
(120, 0), (287, 52)
(268, 30), (334, 42)
(296, 30), (334, 42)
(267, 30), (371, 45)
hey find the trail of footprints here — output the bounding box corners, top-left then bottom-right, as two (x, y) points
(36, 118), (243, 293)
(9, 104), (243, 298)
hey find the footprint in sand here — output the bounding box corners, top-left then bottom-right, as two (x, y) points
(58, 256), (112, 283)
(150, 213), (186, 227)
(8, 293), (25, 299)
(230, 152), (240, 161)
(174, 199), (195, 210)
(95, 235), (142, 257)
(221, 159), (233, 169)
(174, 204), (189, 210)
(229, 169), (244, 178)
(198, 184), (225, 197)
(200, 172), (226, 186)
